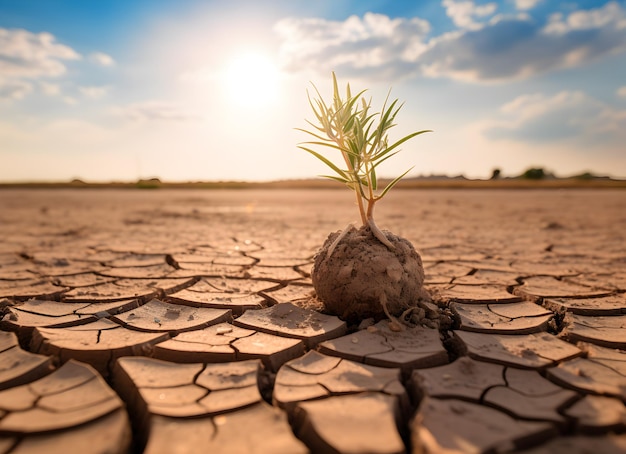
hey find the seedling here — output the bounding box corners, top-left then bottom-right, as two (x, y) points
(298, 72), (430, 249)
(300, 73), (432, 325)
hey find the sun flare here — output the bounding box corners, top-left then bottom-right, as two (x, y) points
(223, 53), (281, 107)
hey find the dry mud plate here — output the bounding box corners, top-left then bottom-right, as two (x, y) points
(1, 188), (625, 453)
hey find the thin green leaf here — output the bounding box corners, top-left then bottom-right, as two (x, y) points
(298, 146), (349, 180)
(296, 126), (331, 140)
(378, 167), (414, 199)
(346, 139), (361, 157)
(373, 130), (432, 160)
(301, 141), (345, 152)
(344, 114), (356, 133)
(332, 72), (341, 107)
(320, 174), (349, 184)
(371, 150), (400, 170)
(371, 165), (377, 191)
(345, 90), (367, 110)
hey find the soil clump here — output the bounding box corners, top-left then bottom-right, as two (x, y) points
(312, 225), (429, 323)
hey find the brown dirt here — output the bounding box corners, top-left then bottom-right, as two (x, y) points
(1, 188), (625, 452)
(312, 225), (428, 322)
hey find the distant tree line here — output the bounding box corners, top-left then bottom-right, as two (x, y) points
(489, 167), (603, 181)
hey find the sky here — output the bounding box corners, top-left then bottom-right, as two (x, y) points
(1, 0), (625, 182)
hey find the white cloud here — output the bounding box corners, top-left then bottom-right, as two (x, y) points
(0, 79), (33, 100)
(275, 2), (626, 83)
(274, 12), (430, 79)
(63, 96), (78, 105)
(113, 101), (200, 122)
(419, 2), (626, 82)
(544, 1), (626, 34)
(442, 0), (497, 30)
(0, 28), (80, 79)
(89, 52), (115, 67)
(39, 82), (60, 96)
(79, 85), (109, 99)
(515, 0), (542, 10)
(484, 91), (626, 144)
(618, 86), (626, 98)
(0, 28), (81, 102)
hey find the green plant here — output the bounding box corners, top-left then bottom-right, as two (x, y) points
(298, 72), (430, 248)
(521, 167), (546, 180)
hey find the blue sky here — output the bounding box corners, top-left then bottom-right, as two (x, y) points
(1, 0), (625, 182)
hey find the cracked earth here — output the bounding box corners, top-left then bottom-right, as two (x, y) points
(0, 188), (625, 453)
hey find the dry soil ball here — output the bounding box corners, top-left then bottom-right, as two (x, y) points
(312, 225), (428, 322)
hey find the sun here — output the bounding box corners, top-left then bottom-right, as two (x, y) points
(223, 52), (281, 107)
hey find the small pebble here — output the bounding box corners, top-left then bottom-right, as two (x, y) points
(216, 326), (233, 335)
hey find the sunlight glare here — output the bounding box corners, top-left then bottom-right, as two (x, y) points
(223, 53), (281, 107)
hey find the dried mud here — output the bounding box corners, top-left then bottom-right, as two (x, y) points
(0, 188), (625, 453)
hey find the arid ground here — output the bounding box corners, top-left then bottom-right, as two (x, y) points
(0, 188), (625, 453)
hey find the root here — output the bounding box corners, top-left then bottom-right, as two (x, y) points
(380, 293), (404, 332)
(400, 306), (416, 321)
(367, 217), (395, 251)
(326, 223), (356, 260)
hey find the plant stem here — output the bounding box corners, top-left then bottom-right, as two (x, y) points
(366, 201), (395, 250)
(355, 191), (367, 225)
(336, 134), (367, 225)
(365, 162), (375, 219)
